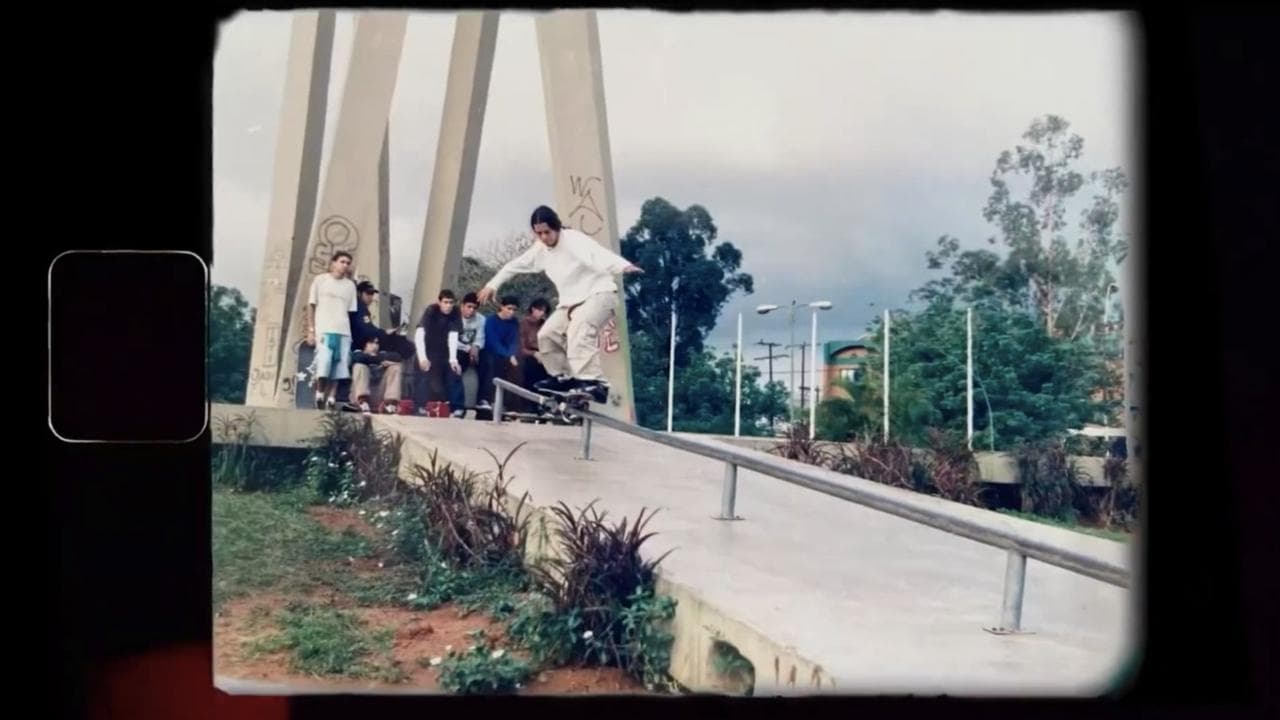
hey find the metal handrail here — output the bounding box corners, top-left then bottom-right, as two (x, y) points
(491, 378), (1131, 632)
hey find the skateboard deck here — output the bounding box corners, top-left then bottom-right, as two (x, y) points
(295, 343), (317, 409)
(533, 387), (600, 422)
(502, 410), (579, 426)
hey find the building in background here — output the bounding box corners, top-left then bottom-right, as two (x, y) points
(823, 339), (871, 400)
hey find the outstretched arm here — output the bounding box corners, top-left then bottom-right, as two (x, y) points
(481, 244), (541, 301)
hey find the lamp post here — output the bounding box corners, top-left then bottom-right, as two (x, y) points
(734, 312), (743, 436)
(967, 306), (974, 450)
(807, 301), (833, 439)
(883, 308), (890, 443)
(666, 279), (678, 433)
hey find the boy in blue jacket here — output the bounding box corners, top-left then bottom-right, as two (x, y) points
(480, 296), (521, 407)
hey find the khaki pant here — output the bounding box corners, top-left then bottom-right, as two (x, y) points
(537, 291), (616, 381)
(351, 362), (403, 405)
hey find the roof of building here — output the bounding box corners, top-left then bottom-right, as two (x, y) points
(824, 339), (871, 362)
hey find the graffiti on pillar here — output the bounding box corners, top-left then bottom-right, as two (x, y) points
(309, 215), (359, 275)
(598, 315), (620, 354)
(567, 175), (605, 237)
(250, 366), (276, 389)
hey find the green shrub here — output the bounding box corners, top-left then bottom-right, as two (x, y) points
(435, 629), (531, 694)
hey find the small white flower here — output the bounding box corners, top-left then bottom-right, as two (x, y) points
(377, 562), (384, 568)
(391, 529), (400, 536)
(328, 462), (337, 468)
(407, 592), (418, 601)
(347, 556), (356, 563)
(582, 630), (594, 640)
(445, 645), (453, 653)
(359, 481), (367, 488)
(429, 656), (442, 666)
(377, 510), (390, 518)
(358, 510), (366, 516)
(490, 649), (506, 660)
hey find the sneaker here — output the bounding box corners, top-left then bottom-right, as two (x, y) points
(475, 400), (492, 411)
(358, 401), (371, 413)
(383, 402), (399, 414)
(451, 410), (466, 419)
(314, 394), (326, 410)
(325, 396), (336, 411)
(534, 375), (572, 393)
(571, 379), (610, 404)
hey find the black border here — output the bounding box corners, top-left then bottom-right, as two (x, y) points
(45, 2), (1277, 719)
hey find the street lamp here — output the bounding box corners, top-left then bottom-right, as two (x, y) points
(666, 278), (679, 433)
(729, 304), (780, 437)
(807, 301), (833, 439)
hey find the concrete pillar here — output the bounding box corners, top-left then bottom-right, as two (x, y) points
(377, 122), (391, 327)
(274, 12), (408, 406)
(244, 11), (335, 407)
(410, 11), (499, 324)
(535, 9), (636, 422)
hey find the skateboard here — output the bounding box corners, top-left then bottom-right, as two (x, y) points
(295, 342), (317, 409)
(533, 387), (599, 423)
(501, 410), (577, 426)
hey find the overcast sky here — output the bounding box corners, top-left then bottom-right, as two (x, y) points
(213, 9), (1137, 387)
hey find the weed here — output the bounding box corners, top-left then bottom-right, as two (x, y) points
(519, 501), (677, 687)
(247, 602), (404, 681)
(1015, 441), (1085, 522)
(403, 444), (532, 570)
(212, 412), (308, 491)
(436, 629), (532, 694)
(769, 425), (833, 466)
(920, 429), (988, 506)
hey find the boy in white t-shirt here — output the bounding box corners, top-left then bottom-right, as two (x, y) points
(305, 251), (358, 410)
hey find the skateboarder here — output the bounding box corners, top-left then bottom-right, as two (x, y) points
(305, 251), (358, 410)
(476, 205), (643, 403)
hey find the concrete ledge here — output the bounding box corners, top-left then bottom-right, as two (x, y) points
(685, 433), (1114, 487)
(211, 403), (327, 448)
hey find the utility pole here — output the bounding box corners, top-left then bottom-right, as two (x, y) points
(787, 340), (810, 410)
(754, 340), (785, 385)
(755, 340), (787, 432)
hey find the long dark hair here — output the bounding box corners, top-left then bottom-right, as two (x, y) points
(530, 205), (562, 231)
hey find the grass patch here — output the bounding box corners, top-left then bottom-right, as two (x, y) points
(435, 629), (532, 695)
(247, 602), (407, 682)
(997, 508), (1131, 542)
(212, 487), (416, 610)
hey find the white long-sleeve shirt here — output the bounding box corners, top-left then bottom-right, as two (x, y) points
(414, 327), (459, 364)
(484, 227), (632, 308)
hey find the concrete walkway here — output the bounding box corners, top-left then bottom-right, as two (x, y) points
(374, 414), (1138, 696)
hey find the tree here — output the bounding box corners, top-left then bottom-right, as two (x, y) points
(825, 116), (1128, 449)
(913, 115), (1129, 342)
(209, 284), (254, 404)
(457, 231), (558, 313)
(620, 198), (753, 365)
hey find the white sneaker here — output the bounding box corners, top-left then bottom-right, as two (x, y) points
(451, 410), (466, 419)
(358, 401), (371, 413)
(383, 402), (399, 414)
(325, 397), (336, 411)
(476, 400), (492, 410)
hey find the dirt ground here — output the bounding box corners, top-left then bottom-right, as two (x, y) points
(214, 504), (648, 695)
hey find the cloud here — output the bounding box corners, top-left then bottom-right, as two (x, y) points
(213, 7), (1138, 354)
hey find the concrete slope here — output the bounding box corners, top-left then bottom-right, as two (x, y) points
(374, 415), (1138, 696)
